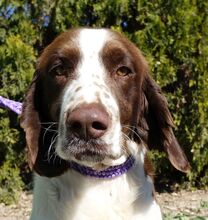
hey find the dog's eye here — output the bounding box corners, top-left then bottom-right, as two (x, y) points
(54, 66), (65, 76)
(116, 66), (132, 77)
(49, 63), (68, 77)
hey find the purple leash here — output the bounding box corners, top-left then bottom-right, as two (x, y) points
(0, 96), (22, 115)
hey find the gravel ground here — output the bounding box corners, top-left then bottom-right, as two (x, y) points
(0, 190), (207, 220)
(157, 190), (208, 218)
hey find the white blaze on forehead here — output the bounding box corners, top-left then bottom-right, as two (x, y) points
(79, 28), (108, 59)
(62, 28), (119, 115)
(76, 29), (109, 103)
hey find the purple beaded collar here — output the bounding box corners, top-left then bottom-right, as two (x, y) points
(0, 96), (136, 179)
(70, 156), (135, 179)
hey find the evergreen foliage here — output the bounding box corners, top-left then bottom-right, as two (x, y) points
(0, 0), (207, 203)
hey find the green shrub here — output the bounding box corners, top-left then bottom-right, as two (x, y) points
(0, 160), (23, 205)
(131, 0), (208, 187)
(0, 0), (37, 204)
(0, 0), (207, 204)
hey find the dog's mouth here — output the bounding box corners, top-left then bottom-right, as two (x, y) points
(74, 151), (105, 163)
(55, 133), (129, 169)
(60, 135), (109, 161)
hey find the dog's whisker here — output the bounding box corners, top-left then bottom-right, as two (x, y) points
(122, 132), (131, 142)
(43, 123), (58, 145)
(39, 122), (58, 125)
(48, 150), (57, 163)
(52, 152), (59, 165)
(47, 134), (59, 162)
(42, 127), (58, 132)
(122, 125), (143, 142)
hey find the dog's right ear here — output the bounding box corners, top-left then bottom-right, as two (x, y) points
(20, 71), (41, 171)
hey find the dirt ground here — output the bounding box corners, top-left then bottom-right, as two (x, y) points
(0, 190), (207, 220)
(157, 190), (208, 218)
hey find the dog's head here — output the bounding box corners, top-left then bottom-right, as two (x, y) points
(20, 28), (190, 177)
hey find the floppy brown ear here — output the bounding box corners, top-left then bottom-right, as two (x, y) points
(20, 71), (68, 177)
(138, 74), (190, 173)
(20, 72), (41, 170)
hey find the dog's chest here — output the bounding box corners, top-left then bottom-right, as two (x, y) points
(32, 168), (162, 220)
(52, 172), (136, 220)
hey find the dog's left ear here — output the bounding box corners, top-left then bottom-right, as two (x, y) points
(20, 71), (68, 177)
(138, 74), (190, 173)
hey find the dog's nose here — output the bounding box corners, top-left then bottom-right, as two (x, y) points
(66, 103), (110, 140)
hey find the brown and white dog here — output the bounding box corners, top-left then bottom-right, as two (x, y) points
(21, 28), (189, 220)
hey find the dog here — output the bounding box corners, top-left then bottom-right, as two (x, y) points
(20, 28), (189, 220)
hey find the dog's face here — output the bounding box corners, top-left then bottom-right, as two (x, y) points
(21, 28), (189, 177)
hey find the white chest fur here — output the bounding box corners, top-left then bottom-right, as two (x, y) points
(30, 163), (162, 220)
